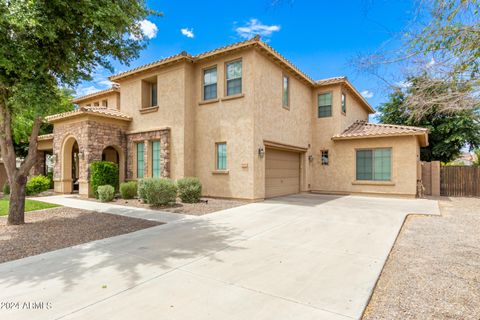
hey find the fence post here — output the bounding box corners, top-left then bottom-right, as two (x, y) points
(431, 161), (441, 196)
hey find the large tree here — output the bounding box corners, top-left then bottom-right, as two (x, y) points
(378, 76), (480, 162)
(0, 0), (158, 225)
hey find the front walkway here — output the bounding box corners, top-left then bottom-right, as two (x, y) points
(0, 194), (438, 320)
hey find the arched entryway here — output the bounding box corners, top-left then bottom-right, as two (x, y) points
(102, 145), (125, 183)
(60, 135), (80, 194)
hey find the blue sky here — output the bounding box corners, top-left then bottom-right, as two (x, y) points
(77, 0), (417, 113)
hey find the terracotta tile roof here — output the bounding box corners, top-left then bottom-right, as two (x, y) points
(71, 87), (120, 104)
(37, 133), (54, 141)
(333, 120), (428, 142)
(106, 35), (373, 113)
(45, 107), (132, 123)
(315, 76), (347, 85)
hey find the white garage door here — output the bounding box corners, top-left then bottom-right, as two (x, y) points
(265, 148), (300, 198)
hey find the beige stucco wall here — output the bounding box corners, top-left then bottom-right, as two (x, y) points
(117, 63), (191, 180)
(48, 44), (423, 200)
(311, 135), (420, 197)
(252, 49), (312, 199)
(193, 50), (256, 199)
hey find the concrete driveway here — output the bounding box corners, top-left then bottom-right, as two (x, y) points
(0, 194), (438, 320)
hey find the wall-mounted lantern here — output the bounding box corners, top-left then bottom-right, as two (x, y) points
(308, 155), (314, 162)
(51, 154), (58, 164)
(78, 151), (85, 160)
(258, 147), (265, 158)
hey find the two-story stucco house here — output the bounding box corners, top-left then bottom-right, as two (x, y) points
(36, 36), (428, 199)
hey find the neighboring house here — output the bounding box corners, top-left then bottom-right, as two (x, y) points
(36, 36), (428, 199)
(449, 152), (478, 166)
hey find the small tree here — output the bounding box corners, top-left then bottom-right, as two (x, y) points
(378, 76), (480, 162)
(0, 1), (159, 224)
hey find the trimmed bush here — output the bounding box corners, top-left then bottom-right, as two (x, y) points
(3, 182), (10, 195)
(120, 181), (137, 199)
(177, 177), (202, 203)
(26, 175), (51, 196)
(97, 185), (115, 202)
(90, 161), (119, 198)
(138, 178), (177, 206)
(46, 171), (54, 189)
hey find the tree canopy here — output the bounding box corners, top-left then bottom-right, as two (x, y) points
(377, 76), (480, 163)
(0, 0), (159, 224)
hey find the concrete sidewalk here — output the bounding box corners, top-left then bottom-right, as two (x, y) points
(0, 194), (439, 320)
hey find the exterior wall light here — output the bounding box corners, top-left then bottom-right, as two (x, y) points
(258, 147), (265, 158)
(52, 154), (57, 164)
(78, 151), (85, 160)
(308, 155), (314, 162)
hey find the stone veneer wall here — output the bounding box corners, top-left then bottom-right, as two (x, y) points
(126, 129), (170, 180)
(53, 119), (128, 195)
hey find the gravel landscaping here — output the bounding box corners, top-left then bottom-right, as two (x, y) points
(363, 197), (480, 320)
(0, 206), (161, 263)
(87, 197), (249, 216)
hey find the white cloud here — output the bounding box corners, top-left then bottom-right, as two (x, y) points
(180, 28), (194, 38)
(395, 80), (411, 89)
(138, 19), (158, 39)
(235, 19), (280, 39)
(361, 90), (374, 98)
(426, 57), (435, 68)
(75, 85), (99, 97)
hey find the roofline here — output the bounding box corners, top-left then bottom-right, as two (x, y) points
(332, 131), (429, 146)
(46, 109), (132, 123)
(107, 36), (374, 113)
(71, 87), (120, 104)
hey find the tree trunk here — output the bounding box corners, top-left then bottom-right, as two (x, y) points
(7, 175), (27, 225)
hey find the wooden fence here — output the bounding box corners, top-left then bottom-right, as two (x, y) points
(440, 166), (480, 197)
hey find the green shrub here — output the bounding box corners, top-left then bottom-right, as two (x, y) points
(97, 185), (115, 202)
(138, 178), (177, 206)
(26, 175), (51, 196)
(120, 181), (137, 199)
(46, 171), (54, 189)
(90, 161), (119, 198)
(3, 182), (10, 195)
(177, 177), (202, 203)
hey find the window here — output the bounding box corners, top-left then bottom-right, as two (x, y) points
(216, 143), (227, 170)
(341, 93), (346, 114)
(151, 141), (161, 178)
(203, 67), (217, 100)
(102, 99), (108, 107)
(321, 150), (329, 165)
(282, 75), (289, 108)
(318, 93), (332, 118)
(151, 83), (158, 107)
(356, 148), (391, 181)
(93, 101), (99, 107)
(136, 143), (145, 178)
(226, 60), (242, 96)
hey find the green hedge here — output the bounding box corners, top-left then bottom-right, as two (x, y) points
(26, 175), (51, 196)
(90, 161), (119, 198)
(120, 181), (137, 199)
(177, 177), (202, 203)
(138, 178), (177, 206)
(97, 185), (115, 202)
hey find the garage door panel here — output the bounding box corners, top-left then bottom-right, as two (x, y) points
(265, 148), (300, 198)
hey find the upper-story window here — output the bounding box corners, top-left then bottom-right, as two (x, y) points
(102, 99), (108, 107)
(203, 66), (217, 100)
(318, 92), (332, 118)
(93, 101), (99, 107)
(341, 93), (346, 114)
(151, 82), (158, 107)
(282, 75), (290, 108)
(226, 60), (242, 96)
